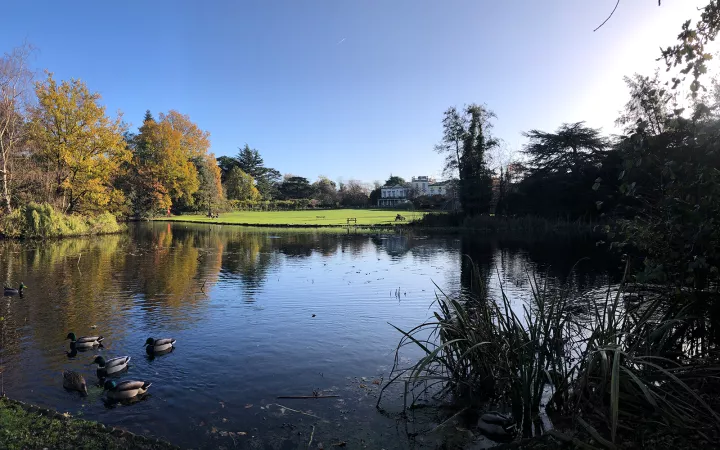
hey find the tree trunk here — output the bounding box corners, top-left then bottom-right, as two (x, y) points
(0, 161), (11, 214)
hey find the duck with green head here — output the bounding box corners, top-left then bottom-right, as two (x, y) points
(144, 337), (176, 354)
(4, 282), (26, 296)
(66, 332), (104, 349)
(103, 380), (152, 400)
(92, 355), (131, 378)
(63, 370), (88, 396)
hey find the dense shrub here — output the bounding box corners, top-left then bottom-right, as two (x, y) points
(225, 199), (315, 211)
(1, 202), (124, 238)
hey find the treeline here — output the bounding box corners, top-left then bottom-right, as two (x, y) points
(435, 22), (720, 291)
(0, 47), (381, 226)
(0, 49), (228, 222)
(216, 144), (373, 208)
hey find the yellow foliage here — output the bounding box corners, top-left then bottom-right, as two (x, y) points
(133, 110), (213, 212)
(28, 72), (129, 214)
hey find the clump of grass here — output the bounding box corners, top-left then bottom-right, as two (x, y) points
(379, 258), (720, 445)
(1, 203), (125, 238)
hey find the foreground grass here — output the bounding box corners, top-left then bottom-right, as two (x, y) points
(0, 397), (176, 450)
(163, 209), (428, 226)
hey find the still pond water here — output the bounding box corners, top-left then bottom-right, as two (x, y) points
(0, 223), (617, 449)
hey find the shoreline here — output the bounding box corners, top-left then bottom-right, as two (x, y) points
(0, 395), (178, 449)
(153, 217), (404, 229)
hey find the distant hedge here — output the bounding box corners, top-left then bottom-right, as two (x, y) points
(1, 202), (125, 238)
(223, 199), (317, 211)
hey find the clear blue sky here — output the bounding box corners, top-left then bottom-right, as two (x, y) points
(1, 0), (707, 184)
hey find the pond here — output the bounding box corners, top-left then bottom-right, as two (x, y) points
(0, 223), (618, 449)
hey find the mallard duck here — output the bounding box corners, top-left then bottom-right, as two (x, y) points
(103, 380), (151, 400)
(66, 332), (104, 349)
(92, 355), (130, 378)
(477, 412), (516, 439)
(63, 370), (88, 396)
(144, 338), (175, 354)
(4, 282), (26, 296)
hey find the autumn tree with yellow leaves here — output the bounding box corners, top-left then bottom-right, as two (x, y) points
(128, 110), (220, 216)
(28, 73), (129, 214)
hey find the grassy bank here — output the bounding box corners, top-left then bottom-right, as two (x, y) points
(161, 208), (428, 227)
(0, 397), (177, 450)
(1, 203), (125, 239)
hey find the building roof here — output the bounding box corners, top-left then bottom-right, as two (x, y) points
(381, 184), (408, 189)
(429, 180), (456, 187)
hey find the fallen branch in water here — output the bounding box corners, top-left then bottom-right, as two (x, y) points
(277, 395), (340, 399)
(307, 425), (315, 449)
(271, 403), (324, 420)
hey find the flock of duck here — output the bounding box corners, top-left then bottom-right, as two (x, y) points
(62, 332), (176, 401)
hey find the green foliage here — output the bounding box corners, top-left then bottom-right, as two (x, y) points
(509, 122), (617, 220)
(1, 202), (123, 238)
(224, 167), (260, 201)
(615, 113), (720, 289)
(660, 1), (720, 95)
(435, 104), (496, 216)
(616, 72), (675, 136)
(278, 176), (312, 199)
(311, 176), (338, 206)
(191, 154), (223, 213)
(231, 144), (281, 199)
(383, 175), (406, 186)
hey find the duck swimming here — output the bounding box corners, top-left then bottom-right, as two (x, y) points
(63, 370), (88, 396)
(144, 338), (176, 354)
(92, 355), (131, 378)
(103, 380), (152, 400)
(66, 332), (104, 349)
(4, 282), (26, 296)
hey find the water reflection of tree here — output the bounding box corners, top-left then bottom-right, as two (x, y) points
(459, 236), (621, 299)
(0, 235), (130, 350)
(222, 230), (277, 294)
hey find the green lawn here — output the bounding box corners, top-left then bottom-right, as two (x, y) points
(162, 209), (426, 226)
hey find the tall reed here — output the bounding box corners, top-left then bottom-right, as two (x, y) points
(379, 258), (720, 445)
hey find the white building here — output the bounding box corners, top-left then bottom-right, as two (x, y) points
(378, 185), (410, 207)
(428, 180), (456, 197)
(411, 176), (435, 196)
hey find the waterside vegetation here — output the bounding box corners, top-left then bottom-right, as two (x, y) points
(378, 2), (720, 447)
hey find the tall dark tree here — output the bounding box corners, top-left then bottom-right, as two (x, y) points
(522, 122), (609, 177)
(458, 104), (497, 215)
(384, 175), (406, 186)
(435, 107), (466, 178)
(508, 122), (614, 220)
(216, 156), (238, 181)
(235, 144), (280, 199)
(279, 176), (312, 199)
(436, 104), (497, 215)
(236, 144), (265, 178)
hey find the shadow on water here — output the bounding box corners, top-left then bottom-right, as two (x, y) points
(0, 222), (618, 448)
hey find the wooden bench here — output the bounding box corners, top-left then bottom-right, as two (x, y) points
(346, 218), (357, 225)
